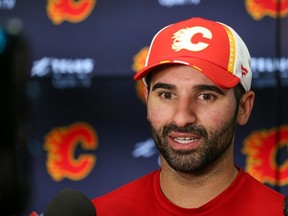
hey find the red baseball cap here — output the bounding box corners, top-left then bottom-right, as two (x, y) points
(133, 17), (252, 92)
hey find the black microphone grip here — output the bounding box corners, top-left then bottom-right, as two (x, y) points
(44, 188), (96, 216)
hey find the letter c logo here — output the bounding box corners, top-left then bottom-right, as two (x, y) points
(172, 26), (212, 52)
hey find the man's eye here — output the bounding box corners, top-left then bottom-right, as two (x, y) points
(159, 92), (174, 100)
(198, 93), (215, 101)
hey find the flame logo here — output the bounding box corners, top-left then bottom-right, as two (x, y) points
(172, 27), (212, 52)
(47, 0), (96, 24)
(44, 122), (98, 181)
(242, 125), (288, 186)
(245, 0), (288, 20)
(132, 46), (149, 104)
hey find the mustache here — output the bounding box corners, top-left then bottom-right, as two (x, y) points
(162, 124), (208, 138)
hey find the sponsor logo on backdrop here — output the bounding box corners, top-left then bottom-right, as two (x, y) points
(0, 0), (16, 9)
(31, 57), (95, 88)
(132, 138), (160, 166)
(132, 138), (158, 158)
(242, 125), (288, 186)
(158, 0), (201, 7)
(44, 122), (98, 181)
(47, 0), (96, 24)
(245, 0), (288, 20)
(251, 57), (288, 88)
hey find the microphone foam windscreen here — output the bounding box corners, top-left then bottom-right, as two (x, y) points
(44, 188), (96, 216)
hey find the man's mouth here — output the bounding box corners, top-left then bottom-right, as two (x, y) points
(173, 136), (200, 144)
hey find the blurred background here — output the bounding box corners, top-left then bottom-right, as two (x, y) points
(1, 0), (288, 215)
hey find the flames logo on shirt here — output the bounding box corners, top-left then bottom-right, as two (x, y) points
(47, 0), (96, 24)
(44, 122), (98, 181)
(242, 125), (288, 186)
(132, 46), (149, 104)
(245, 0), (288, 20)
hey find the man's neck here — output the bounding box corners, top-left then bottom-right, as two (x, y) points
(159, 149), (238, 208)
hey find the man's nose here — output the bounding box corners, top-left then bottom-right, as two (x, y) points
(171, 98), (197, 127)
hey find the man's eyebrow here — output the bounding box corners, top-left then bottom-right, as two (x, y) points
(151, 83), (226, 95)
(151, 82), (176, 91)
(195, 85), (226, 95)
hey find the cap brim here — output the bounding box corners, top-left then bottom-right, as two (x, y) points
(133, 57), (240, 89)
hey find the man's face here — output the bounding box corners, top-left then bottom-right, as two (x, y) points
(146, 65), (239, 173)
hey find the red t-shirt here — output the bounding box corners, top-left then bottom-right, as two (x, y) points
(92, 168), (284, 215)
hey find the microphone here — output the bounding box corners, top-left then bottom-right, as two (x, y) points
(44, 188), (96, 216)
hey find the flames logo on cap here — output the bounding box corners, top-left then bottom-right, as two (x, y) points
(44, 122), (98, 181)
(242, 125), (288, 186)
(47, 0), (96, 24)
(172, 27), (212, 52)
(245, 0), (288, 20)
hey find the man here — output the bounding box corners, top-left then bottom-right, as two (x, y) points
(92, 17), (285, 215)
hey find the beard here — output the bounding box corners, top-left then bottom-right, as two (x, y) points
(150, 114), (238, 173)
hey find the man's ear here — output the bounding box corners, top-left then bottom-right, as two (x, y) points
(237, 91), (255, 125)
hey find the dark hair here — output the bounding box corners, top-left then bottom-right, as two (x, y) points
(233, 83), (246, 107)
(144, 72), (152, 92)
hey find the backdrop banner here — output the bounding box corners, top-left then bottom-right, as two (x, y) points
(1, 0), (288, 215)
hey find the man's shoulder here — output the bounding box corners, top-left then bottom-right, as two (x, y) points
(240, 170), (285, 201)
